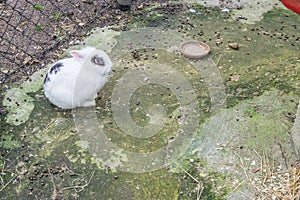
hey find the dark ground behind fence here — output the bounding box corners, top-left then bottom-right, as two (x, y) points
(0, 0), (114, 87)
(0, 0), (110, 86)
(0, 0), (158, 90)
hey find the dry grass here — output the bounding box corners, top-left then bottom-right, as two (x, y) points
(237, 150), (300, 200)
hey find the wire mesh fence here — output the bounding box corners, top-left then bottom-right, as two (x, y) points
(0, 0), (119, 89)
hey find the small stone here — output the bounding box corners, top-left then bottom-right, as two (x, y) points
(237, 15), (247, 20)
(221, 8), (230, 13)
(74, 40), (81, 45)
(244, 36), (252, 41)
(70, 129), (77, 133)
(2, 69), (9, 74)
(228, 42), (239, 50)
(189, 9), (196, 13)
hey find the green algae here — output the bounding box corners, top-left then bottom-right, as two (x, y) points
(1, 133), (20, 149)
(3, 88), (35, 125)
(188, 89), (298, 199)
(126, 170), (180, 199)
(176, 5), (300, 109)
(94, 48), (209, 153)
(184, 0), (287, 24)
(169, 156), (230, 199)
(3, 68), (48, 126)
(67, 27), (121, 54)
(178, 166), (229, 200)
(1, 2), (300, 199)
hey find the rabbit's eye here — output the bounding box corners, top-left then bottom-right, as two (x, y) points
(91, 55), (105, 66)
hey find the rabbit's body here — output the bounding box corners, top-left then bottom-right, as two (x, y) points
(44, 46), (113, 109)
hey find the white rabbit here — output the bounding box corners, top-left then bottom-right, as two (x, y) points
(43, 46), (113, 109)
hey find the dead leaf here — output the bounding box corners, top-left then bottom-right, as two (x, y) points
(231, 74), (240, 82)
(23, 56), (32, 65)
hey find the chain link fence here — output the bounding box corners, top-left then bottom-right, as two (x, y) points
(0, 0), (140, 89)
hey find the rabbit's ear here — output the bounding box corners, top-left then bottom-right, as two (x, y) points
(70, 50), (85, 61)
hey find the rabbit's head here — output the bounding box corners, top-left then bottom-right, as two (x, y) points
(70, 46), (113, 76)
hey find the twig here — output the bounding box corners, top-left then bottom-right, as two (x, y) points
(236, 154), (250, 181)
(60, 170), (95, 193)
(174, 162), (203, 199)
(175, 163), (199, 184)
(0, 159), (6, 186)
(231, 179), (246, 192)
(216, 50), (224, 66)
(0, 175), (3, 187)
(197, 186), (204, 200)
(216, 50), (231, 66)
(238, 190), (256, 200)
(262, 150), (271, 186)
(36, 119), (57, 136)
(253, 149), (263, 175)
(48, 167), (58, 200)
(0, 174), (17, 192)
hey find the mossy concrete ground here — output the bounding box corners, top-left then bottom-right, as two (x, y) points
(1, 1), (299, 199)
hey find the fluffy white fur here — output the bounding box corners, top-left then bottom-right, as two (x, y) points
(44, 46), (113, 109)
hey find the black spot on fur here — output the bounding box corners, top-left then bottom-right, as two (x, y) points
(44, 73), (50, 84)
(50, 62), (63, 74)
(91, 55), (105, 66)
